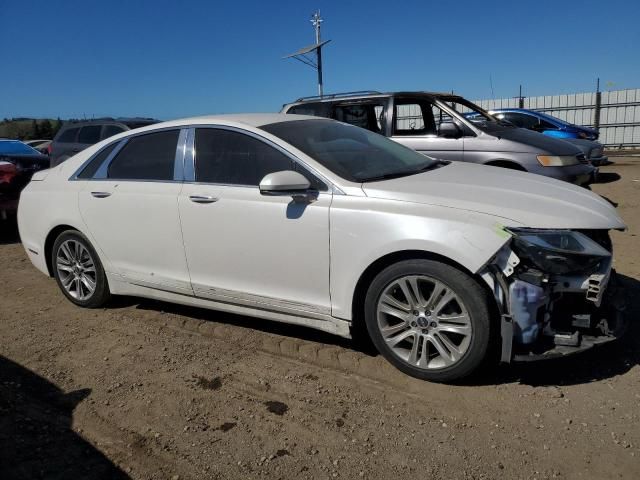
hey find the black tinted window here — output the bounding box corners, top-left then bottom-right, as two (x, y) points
(78, 125), (102, 144)
(287, 103), (328, 117)
(334, 103), (385, 134)
(195, 128), (294, 186)
(108, 130), (179, 180)
(77, 143), (118, 179)
(58, 127), (79, 143)
(102, 125), (126, 139)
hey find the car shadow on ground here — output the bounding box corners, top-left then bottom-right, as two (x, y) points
(594, 172), (622, 184)
(131, 274), (639, 388)
(0, 217), (21, 245)
(0, 355), (129, 480)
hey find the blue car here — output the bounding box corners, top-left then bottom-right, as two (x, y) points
(481, 109), (607, 166)
(489, 108), (598, 140)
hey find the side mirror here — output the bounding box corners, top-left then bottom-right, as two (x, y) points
(438, 122), (462, 139)
(259, 170), (311, 196)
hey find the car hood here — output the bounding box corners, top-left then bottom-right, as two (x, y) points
(362, 162), (625, 230)
(485, 126), (584, 155)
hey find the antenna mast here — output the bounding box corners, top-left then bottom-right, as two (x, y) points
(284, 10), (331, 97)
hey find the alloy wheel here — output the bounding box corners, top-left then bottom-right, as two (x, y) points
(376, 275), (472, 369)
(55, 239), (97, 301)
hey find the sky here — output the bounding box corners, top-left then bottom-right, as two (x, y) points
(1, 0), (639, 120)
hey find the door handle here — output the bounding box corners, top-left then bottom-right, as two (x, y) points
(189, 195), (219, 204)
(91, 191), (112, 198)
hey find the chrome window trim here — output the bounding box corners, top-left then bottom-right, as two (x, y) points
(183, 128), (195, 182)
(186, 124), (343, 194)
(173, 129), (189, 181)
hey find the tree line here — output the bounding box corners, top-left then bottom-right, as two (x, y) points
(0, 118), (64, 140)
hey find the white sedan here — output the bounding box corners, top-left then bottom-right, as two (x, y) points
(18, 114), (626, 382)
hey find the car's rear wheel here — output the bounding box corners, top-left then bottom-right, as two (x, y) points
(52, 230), (110, 308)
(364, 259), (492, 382)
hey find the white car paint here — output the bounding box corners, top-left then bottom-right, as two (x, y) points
(17, 114), (625, 339)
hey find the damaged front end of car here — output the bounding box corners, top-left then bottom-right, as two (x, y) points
(480, 228), (627, 362)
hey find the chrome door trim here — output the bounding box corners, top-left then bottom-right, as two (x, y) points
(191, 282), (332, 319)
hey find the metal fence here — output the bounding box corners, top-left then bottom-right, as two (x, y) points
(473, 88), (640, 148)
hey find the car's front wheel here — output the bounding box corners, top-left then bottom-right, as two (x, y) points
(52, 230), (111, 308)
(364, 259), (492, 382)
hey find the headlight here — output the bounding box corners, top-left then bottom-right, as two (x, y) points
(507, 228), (610, 274)
(536, 155), (579, 167)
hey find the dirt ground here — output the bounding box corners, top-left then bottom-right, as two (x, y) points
(1, 160), (639, 480)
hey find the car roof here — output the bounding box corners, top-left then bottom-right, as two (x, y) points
(135, 113), (326, 130)
(58, 117), (159, 129)
(289, 91), (464, 105)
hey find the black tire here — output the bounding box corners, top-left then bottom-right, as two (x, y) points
(364, 259), (492, 382)
(52, 230), (111, 308)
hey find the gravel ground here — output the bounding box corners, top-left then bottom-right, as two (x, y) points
(1, 159), (639, 480)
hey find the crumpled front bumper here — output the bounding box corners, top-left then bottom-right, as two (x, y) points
(481, 245), (627, 363)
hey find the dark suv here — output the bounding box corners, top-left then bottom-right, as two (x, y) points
(282, 91), (595, 185)
(50, 117), (158, 166)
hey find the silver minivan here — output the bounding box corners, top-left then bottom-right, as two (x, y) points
(282, 91), (596, 185)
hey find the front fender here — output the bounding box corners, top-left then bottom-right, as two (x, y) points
(329, 195), (510, 320)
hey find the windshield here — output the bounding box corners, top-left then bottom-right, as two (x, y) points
(442, 98), (515, 131)
(0, 140), (40, 155)
(260, 119), (440, 182)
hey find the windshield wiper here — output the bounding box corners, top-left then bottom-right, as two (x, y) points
(359, 161), (446, 182)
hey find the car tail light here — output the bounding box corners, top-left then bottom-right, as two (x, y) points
(0, 160), (18, 183)
(46, 143), (53, 155)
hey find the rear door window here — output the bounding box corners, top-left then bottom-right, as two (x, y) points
(58, 127), (80, 143)
(78, 125), (102, 144)
(334, 103), (385, 134)
(107, 130), (179, 181)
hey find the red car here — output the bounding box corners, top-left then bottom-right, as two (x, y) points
(0, 140), (50, 220)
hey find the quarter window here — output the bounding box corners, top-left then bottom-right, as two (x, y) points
(78, 125), (102, 144)
(107, 130), (179, 181)
(77, 143), (118, 179)
(288, 103), (328, 117)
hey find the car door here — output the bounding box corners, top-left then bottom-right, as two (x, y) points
(390, 100), (464, 161)
(78, 128), (192, 295)
(178, 126), (332, 318)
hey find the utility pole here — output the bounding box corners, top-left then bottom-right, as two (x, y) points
(594, 78), (601, 132)
(284, 10), (331, 98)
(311, 11), (324, 97)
